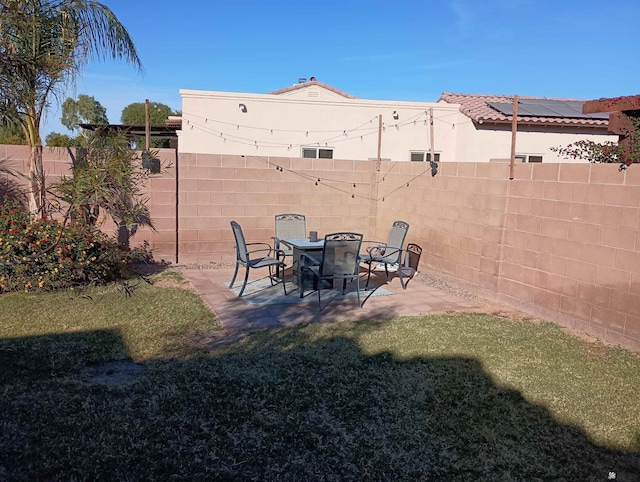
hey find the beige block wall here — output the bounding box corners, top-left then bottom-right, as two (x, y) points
(373, 160), (640, 352)
(4, 144), (640, 352)
(177, 154), (374, 264)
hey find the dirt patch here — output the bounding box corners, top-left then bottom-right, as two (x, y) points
(79, 361), (145, 386)
(153, 277), (196, 292)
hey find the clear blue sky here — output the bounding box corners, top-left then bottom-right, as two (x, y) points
(43, 0), (640, 138)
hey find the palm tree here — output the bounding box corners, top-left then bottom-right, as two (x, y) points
(0, 0), (142, 217)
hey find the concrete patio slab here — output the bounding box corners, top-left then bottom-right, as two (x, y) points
(179, 267), (490, 331)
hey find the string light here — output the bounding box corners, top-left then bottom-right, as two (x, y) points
(245, 154), (426, 203)
(180, 109), (444, 153)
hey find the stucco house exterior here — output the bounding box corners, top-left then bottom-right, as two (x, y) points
(176, 78), (617, 162)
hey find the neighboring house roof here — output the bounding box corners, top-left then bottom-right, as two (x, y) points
(439, 92), (609, 128)
(269, 78), (357, 99)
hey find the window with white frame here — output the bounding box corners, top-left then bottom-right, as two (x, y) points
(302, 147), (334, 159)
(516, 154), (543, 163)
(410, 151), (440, 162)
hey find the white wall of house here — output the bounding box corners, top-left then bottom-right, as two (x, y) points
(458, 124), (618, 163)
(178, 85), (618, 162)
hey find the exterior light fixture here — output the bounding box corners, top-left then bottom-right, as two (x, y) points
(239, 103), (247, 113)
(392, 111), (399, 120)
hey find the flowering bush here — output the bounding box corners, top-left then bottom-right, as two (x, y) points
(551, 116), (640, 169)
(0, 196), (148, 293)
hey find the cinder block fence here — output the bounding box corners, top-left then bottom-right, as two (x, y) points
(3, 144), (639, 352)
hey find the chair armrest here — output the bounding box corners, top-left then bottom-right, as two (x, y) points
(366, 243), (388, 257)
(271, 236), (280, 249)
(300, 252), (320, 266)
(246, 241), (273, 250)
(246, 247), (273, 257)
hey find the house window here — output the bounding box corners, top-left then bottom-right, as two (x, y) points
(517, 154), (543, 163)
(302, 147), (333, 159)
(410, 151), (440, 162)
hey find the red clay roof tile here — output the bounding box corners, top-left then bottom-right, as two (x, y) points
(439, 92), (609, 128)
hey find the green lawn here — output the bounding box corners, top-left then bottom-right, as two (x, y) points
(1, 273), (639, 481)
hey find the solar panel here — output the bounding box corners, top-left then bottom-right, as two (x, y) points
(486, 100), (608, 119)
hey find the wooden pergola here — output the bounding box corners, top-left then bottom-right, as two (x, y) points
(583, 94), (640, 165)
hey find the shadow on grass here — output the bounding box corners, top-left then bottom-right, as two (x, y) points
(1, 323), (639, 481)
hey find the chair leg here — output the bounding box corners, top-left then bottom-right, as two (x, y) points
(230, 261), (240, 288)
(237, 265), (250, 297)
(365, 261), (373, 288)
(356, 274), (361, 307)
(300, 266), (307, 298)
(384, 263), (390, 281)
(280, 263), (288, 295)
(398, 268), (407, 290)
(268, 265), (275, 286)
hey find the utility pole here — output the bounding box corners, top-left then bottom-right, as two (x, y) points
(145, 99), (150, 151)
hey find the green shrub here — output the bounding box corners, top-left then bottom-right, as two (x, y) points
(0, 196), (147, 292)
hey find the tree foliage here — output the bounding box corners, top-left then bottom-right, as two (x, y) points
(121, 101), (177, 125)
(0, 0), (142, 216)
(45, 132), (77, 147)
(0, 121), (26, 144)
(61, 94), (108, 131)
(121, 101), (178, 148)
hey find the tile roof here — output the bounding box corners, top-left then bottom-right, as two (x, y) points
(269, 79), (357, 99)
(439, 92), (609, 128)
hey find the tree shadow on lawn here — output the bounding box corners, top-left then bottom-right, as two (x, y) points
(1, 324), (639, 481)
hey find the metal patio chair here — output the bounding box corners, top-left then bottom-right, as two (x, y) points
(395, 243), (422, 290)
(361, 220), (410, 289)
(272, 213), (306, 277)
(230, 220), (287, 297)
(300, 232), (363, 310)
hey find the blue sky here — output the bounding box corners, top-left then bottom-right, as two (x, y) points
(44, 0), (640, 137)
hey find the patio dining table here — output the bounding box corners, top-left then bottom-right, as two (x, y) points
(281, 238), (326, 292)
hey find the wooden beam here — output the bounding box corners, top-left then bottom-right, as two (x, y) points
(608, 112), (635, 136)
(510, 95), (518, 180)
(583, 95), (640, 114)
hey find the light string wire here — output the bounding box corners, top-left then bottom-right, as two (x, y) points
(181, 110), (445, 200)
(181, 110), (438, 151)
(244, 155), (375, 200)
(242, 154), (433, 202)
